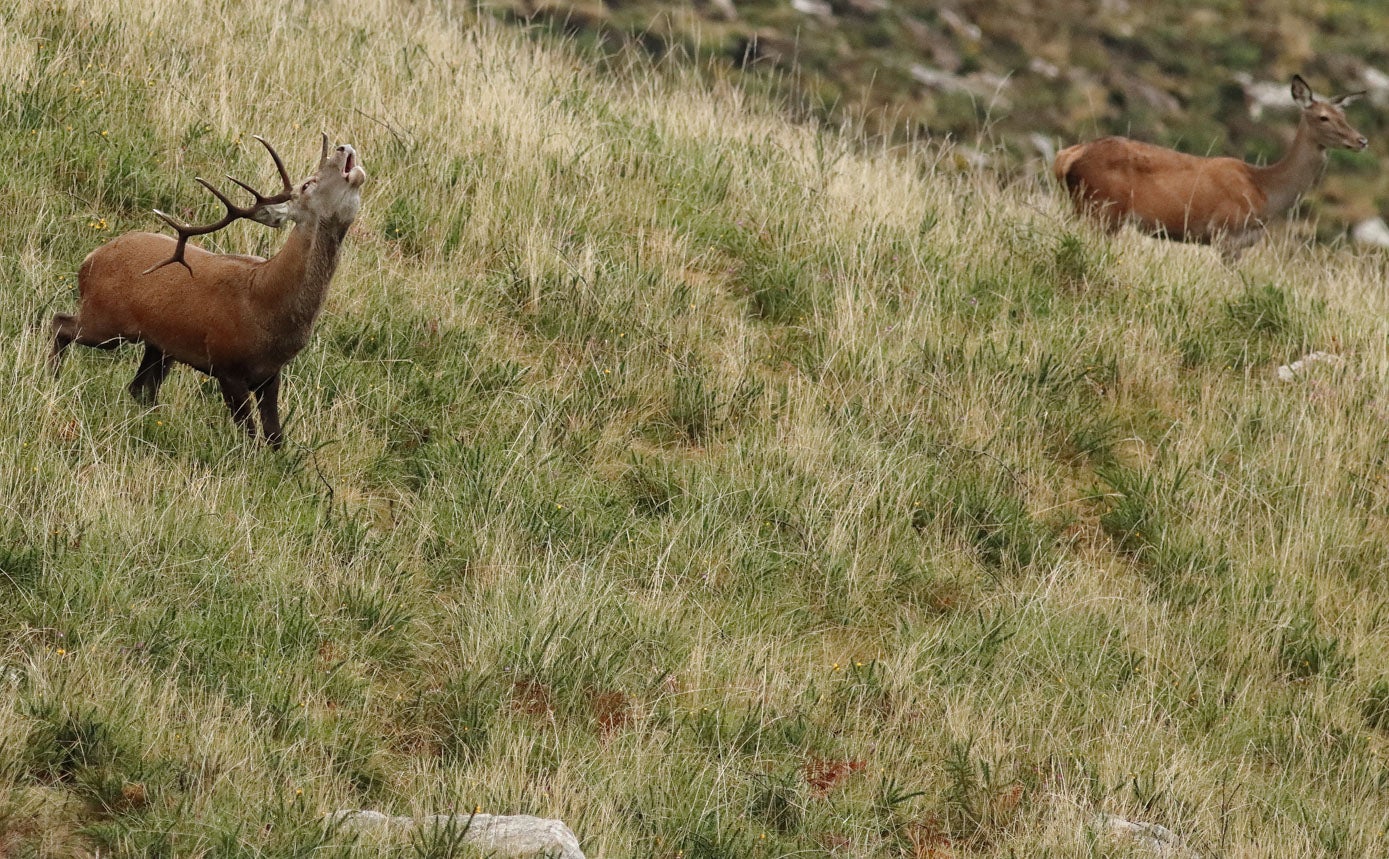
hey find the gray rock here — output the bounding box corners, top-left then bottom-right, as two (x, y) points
(1361, 66), (1389, 107)
(700, 0), (738, 20)
(790, 0), (833, 18)
(1101, 813), (1185, 857)
(326, 810), (586, 859)
(1353, 217), (1389, 248)
(1235, 72), (1292, 121)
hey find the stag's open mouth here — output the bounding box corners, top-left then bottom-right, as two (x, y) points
(343, 151), (356, 176)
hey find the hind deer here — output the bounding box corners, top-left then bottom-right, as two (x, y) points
(1054, 75), (1368, 258)
(51, 134), (367, 448)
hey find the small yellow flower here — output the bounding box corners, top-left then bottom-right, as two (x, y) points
(56, 648), (66, 655)
(295, 788), (303, 796)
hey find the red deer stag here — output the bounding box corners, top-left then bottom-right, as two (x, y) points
(50, 134), (367, 448)
(1054, 75), (1368, 258)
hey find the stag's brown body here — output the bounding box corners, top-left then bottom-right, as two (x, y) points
(1054, 76), (1367, 257)
(51, 135), (366, 448)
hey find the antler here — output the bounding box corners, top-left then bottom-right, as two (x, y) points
(143, 135), (296, 275)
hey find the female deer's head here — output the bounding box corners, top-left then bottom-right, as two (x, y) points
(1292, 74), (1369, 151)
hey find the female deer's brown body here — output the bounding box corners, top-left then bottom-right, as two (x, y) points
(1054, 76), (1367, 257)
(51, 135), (366, 448)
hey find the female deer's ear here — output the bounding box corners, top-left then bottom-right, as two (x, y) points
(1331, 90), (1367, 107)
(1291, 75), (1315, 108)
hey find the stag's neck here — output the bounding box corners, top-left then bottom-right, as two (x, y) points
(257, 220), (347, 338)
(1250, 120), (1329, 218)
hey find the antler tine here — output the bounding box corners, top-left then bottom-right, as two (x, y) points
(143, 210), (198, 275)
(143, 194), (245, 275)
(196, 177), (252, 218)
(253, 135), (295, 202)
(218, 137), (293, 205)
(142, 136), (295, 276)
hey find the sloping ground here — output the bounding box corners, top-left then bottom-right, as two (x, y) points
(500, 0), (1389, 235)
(3, 0), (1389, 856)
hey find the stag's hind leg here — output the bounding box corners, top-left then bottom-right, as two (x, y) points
(128, 345), (173, 406)
(49, 314), (78, 375)
(51, 313), (124, 375)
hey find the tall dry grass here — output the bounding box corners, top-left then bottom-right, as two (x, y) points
(4, 0), (1389, 856)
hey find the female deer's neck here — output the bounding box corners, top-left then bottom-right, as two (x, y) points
(1250, 120), (1329, 218)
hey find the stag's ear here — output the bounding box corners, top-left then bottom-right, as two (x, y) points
(1291, 74), (1315, 108)
(1331, 90), (1367, 107)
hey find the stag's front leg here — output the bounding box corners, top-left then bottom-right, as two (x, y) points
(253, 373), (284, 449)
(128, 345), (173, 405)
(216, 375), (259, 441)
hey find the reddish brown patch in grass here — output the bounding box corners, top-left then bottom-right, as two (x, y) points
(588, 689), (632, 736)
(902, 818), (955, 858)
(802, 758), (866, 795)
(119, 782), (148, 810)
(511, 678), (554, 718)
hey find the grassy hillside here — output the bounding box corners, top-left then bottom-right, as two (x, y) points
(5, 0), (1389, 856)
(500, 0), (1389, 233)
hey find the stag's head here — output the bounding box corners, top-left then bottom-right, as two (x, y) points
(282, 134), (368, 230)
(1292, 74), (1369, 151)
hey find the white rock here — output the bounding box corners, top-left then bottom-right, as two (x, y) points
(1361, 66), (1389, 107)
(705, 0), (738, 19)
(937, 7), (981, 41)
(1353, 217), (1389, 248)
(1029, 56), (1061, 80)
(326, 810), (586, 859)
(909, 65), (1009, 105)
(1234, 72), (1290, 121)
(1101, 813), (1184, 857)
(1276, 351), (1343, 382)
(790, 0), (833, 17)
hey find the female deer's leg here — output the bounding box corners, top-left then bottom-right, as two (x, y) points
(216, 375), (259, 441)
(253, 373), (284, 449)
(1218, 227), (1263, 263)
(128, 345), (173, 405)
